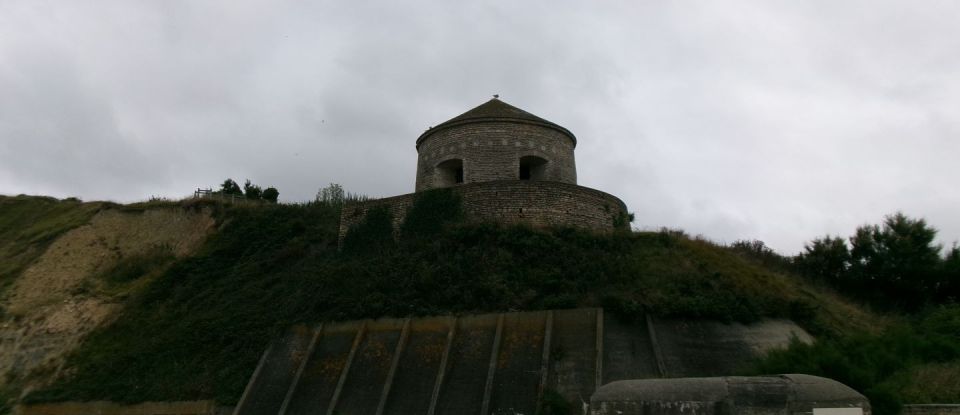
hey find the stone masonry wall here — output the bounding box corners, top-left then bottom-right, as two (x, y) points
(415, 121), (577, 192)
(339, 180), (628, 241)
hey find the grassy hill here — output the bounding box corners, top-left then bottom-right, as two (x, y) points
(2, 193), (953, 414)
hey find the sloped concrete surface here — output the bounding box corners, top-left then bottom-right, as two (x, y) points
(234, 308), (813, 415)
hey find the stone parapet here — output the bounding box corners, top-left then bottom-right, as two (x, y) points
(339, 180), (629, 242)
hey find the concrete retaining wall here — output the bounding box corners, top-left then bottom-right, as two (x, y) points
(233, 308), (812, 415)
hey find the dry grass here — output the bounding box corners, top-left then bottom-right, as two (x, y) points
(899, 361), (960, 403)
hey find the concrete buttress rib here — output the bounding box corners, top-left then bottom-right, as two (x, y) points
(480, 314), (505, 415)
(426, 317), (457, 415)
(375, 318), (411, 415)
(595, 308), (604, 390)
(278, 324), (322, 415)
(645, 314), (668, 378)
(233, 308), (812, 413)
(326, 321), (367, 415)
(535, 310), (554, 414)
(232, 342), (273, 415)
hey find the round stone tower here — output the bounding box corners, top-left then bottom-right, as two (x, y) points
(339, 98), (630, 242)
(415, 98), (578, 192)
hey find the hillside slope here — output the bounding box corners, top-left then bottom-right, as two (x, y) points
(0, 194), (882, 409)
(0, 196), (215, 407)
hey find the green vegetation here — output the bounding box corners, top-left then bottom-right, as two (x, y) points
(0, 195), (102, 297)
(795, 212), (958, 311)
(341, 205), (394, 256)
(8, 196), (955, 412)
(97, 244), (176, 285)
(220, 179), (243, 196)
(0, 195), (105, 413)
(539, 389), (573, 415)
(26, 202), (342, 404)
(26, 198), (848, 405)
(215, 178), (278, 203)
(398, 188), (464, 240)
(749, 305), (960, 415)
(740, 212), (960, 415)
(261, 187), (279, 203)
(315, 182), (369, 207)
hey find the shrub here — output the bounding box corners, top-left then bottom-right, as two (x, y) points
(220, 179), (242, 196)
(98, 244), (176, 284)
(749, 305), (960, 415)
(261, 187), (279, 203)
(243, 180), (262, 200)
(399, 188), (463, 242)
(342, 206), (395, 255)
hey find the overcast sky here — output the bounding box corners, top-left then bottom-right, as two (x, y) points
(2, 1), (958, 254)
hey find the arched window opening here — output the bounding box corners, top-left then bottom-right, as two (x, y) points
(519, 156), (548, 181)
(436, 159), (464, 187)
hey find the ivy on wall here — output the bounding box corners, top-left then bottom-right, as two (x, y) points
(399, 188), (464, 242)
(342, 205), (395, 255)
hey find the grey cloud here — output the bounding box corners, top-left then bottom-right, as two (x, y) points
(1, 0), (958, 253)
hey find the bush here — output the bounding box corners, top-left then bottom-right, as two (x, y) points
(749, 305), (960, 415)
(795, 236), (850, 283)
(98, 244), (176, 284)
(342, 206), (395, 255)
(399, 188), (463, 241)
(261, 188), (279, 203)
(794, 213), (951, 311)
(220, 179), (242, 196)
(243, 180), (262, 200)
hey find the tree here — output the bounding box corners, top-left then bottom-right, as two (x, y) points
(243, 179), (262, 200)
(937, 245), (960, 302)
(849, 212), (941, 309)
(316, 183), (345, 206)
(220, 179), (243, 196)
(262, 187), (279, 203)
(795, 236), (850, 284)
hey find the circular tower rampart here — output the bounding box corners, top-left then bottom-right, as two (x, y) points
(415, 99), (577, 192)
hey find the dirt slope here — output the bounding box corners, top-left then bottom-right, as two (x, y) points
(0, 207), (214, 397)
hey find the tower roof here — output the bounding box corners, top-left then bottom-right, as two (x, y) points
(416, 99), (577, 148)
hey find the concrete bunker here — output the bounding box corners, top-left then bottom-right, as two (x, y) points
(519, 155), (548, 180)
(590, 374), (870, 415)
(435, 158), (464, 187)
